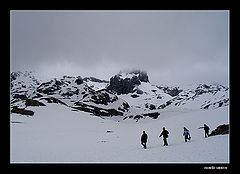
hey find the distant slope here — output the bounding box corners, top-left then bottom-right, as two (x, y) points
(10, 70), (229, 120)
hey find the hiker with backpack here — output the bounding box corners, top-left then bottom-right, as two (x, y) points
(183, 127), (191, 142)
(141, 131), (148, 149)
(159, 127), (169, 146)
(198, 124), (210, 138)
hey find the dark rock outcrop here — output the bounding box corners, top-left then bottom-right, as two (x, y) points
(209, 124), (229, 136)
(11, 106), (34, 116)
(13, 94), (28, 100)
(201, 98), (229, 110)
(41, 97), (67, 105)
(79, 89), (130, 114)
(125, 112), (160, 121)
(25, 99), (46, 107)
(107, 70), (149, 95)
(73, 102), (124, 116)
(89, 90), (118, 105)
(157, 86), (183, 97)
(136, 89), (144, 94)
(131, 94), (139, 98)
(37, 80), (61, 95)
(149, 104), (156, 110)
(83, 77), (109, 83)
(143, 112), (160, 119)
(75, 76), (83, 85)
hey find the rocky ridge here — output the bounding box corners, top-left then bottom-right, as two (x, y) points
(10, 70), (229, 120)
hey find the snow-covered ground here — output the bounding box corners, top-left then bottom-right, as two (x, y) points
(10, 102), (229, 163)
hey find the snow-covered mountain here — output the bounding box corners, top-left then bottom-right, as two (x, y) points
(107, 71), (229, 120)
(107, 70), (149, 95)
(10, 70), (230, 163)
(157, 84), (229, 110)
(10, 71), (41, 100)
(10, 70), (229, 120)
(11, 72), (129, 117)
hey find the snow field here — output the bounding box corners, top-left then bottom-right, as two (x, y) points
(10, 103), (229, 163)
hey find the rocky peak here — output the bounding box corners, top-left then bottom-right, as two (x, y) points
(10, 71), (41, 99)
(107, 70), (149, 95)
(117, 70), (149, 83)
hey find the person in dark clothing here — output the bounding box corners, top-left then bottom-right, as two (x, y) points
(203, 124), (210, 138)
(198, 124), (210, 138)
(183, 127), (191, 142)
(159, 127), (169, 146)
(141, 131), (148, 149)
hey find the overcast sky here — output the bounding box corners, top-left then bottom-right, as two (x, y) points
(10, 10), (229, 86)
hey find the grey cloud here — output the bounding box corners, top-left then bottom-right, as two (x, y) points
(11, 10), (229, 86)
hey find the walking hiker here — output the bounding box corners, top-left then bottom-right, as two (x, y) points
(141, 131), (148, 149)
(159, 127), (169, 146)
(198, 124), (210, 138)
(183, 127), (191, 142)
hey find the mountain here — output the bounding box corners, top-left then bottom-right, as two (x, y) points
(10, 70), (229, 163)
(157, 84), (229, 110)
(106, 71), (229, 120)
(10, 72), (129, 117)
(107, 70), (149, 95)
(10, 70), (229, 120)
(10, 71), (41, 100)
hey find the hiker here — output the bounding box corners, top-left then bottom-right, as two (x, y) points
(198, 124), (210, 138)
(141, 131), (148, 149)
(159, 127), (169, 146)
(183, 127), (191, 142)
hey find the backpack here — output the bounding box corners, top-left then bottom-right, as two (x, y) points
(184, 129), (189, 136)
(204, 125), (209, 131)
(165, 130), (169, 138)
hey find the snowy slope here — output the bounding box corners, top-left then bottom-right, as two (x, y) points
(158, 84), (229, 110)
(10, 70), (229, 163)
(107, 71), (229, 119)
(83, 77), (109, 91)
(10, 71), (41, 99)
(10, 101), (229, 163)
(10, 71), (229, 120)
(119, 82), (173, 115)
(10, 72), (129, 117)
